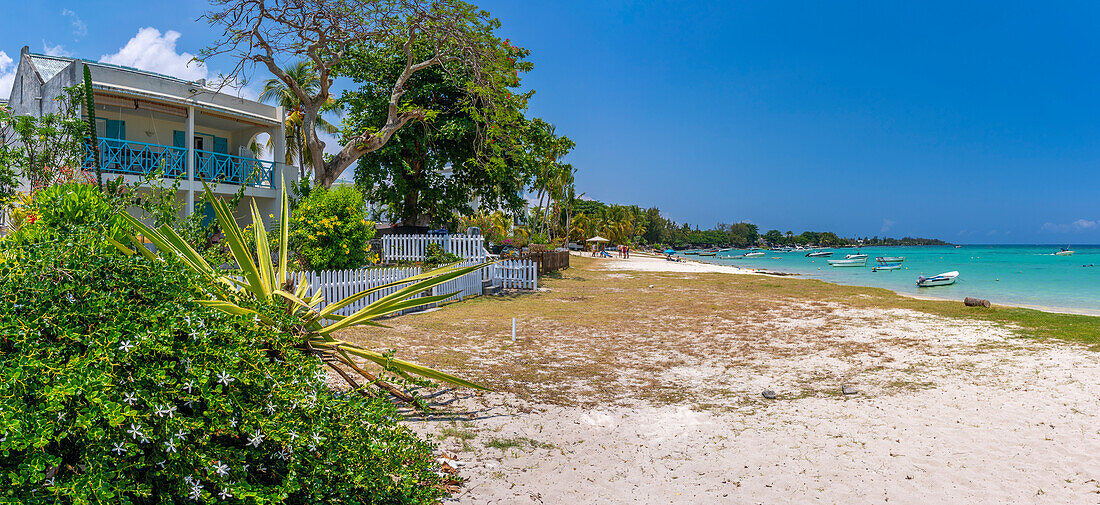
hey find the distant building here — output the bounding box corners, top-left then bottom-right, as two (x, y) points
(5, 45), (292, 220)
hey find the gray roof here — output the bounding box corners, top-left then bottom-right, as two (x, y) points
(28, 52), (199, 86)
(29, 54), (73, 82)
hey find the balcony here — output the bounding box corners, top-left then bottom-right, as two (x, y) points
(84, 137), (276, 188)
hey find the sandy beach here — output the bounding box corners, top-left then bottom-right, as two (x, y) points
(344, 255), (1100, 504)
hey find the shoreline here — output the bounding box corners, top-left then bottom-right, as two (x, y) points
(618, 251), (1100, 317)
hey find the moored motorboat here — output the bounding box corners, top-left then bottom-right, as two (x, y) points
(845, 253), (868, 260)
(916, 271), (959, 287)
(744, 251), (765, 257)
(827, 258), (862, 267)
(876, 256), (905, 263)
(806, 251), (833, 257)
(872, 263), (901, 272)
(698, 252), (716, 257)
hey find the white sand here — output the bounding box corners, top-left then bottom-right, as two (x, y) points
(407, 275), (1100, 503)
(577, 251), (767, 275)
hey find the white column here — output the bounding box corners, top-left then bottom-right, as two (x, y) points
(274, 105), (287, 187)
(185, 105), (196, 215)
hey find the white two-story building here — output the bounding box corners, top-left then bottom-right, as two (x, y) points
(5, 45), (292, 220)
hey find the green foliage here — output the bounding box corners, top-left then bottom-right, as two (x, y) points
(83, 64), (103, 189)
(0, 86), (90, 196)
(289, 185), (376, 270)
(424, 242), (463, 267)
(344, 18), (540, 227)
(3, 182), (128, 245)
(0, 219), (443, 504)
(114, 182), (489, 401)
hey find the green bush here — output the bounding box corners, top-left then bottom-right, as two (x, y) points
(424, 242), (463, 267)
(289, 185), (376, 270)
(4, 182), (128, 245)
(0, 223), (442, 503)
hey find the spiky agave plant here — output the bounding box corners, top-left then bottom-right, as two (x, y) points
(82, 64), (103, 190)
(110, 181), (488, 402)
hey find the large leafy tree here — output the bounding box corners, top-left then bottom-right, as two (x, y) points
(343, 37), (534, 227)
(201, 0), (525, 188)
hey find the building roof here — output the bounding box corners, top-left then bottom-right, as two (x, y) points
(28, 52), (199, 87)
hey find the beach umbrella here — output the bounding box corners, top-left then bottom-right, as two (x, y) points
(586, 236), (610, 242)
(664, 248), (676, 254)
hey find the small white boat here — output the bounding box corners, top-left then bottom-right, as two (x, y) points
(876, 256), (905, 263)
(872, 263), (902, 272)
(828, 258), (867, 267)
(845, 253), (868, 260)
(806, 251), (833, 257)
(1054, 247), (1074, 256)
(916, 271), (959, 287)
(744, 251), (765, 258)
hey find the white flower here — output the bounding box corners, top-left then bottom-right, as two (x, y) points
(65, 293), (75, 303)
(212, 461), (229, 478)
(242, 463), (250, 473)
(183, 380), (196, 393)
(215, 371), (234, 386)
(56, 412), (65, 422)
(154, 404), (177, 418)
(218, 488), (233, 499)
(188, 481), (203, 500)
(175, 429), (188, 441)
(287, 430), (299, 441)
(111, 442), (127, 455)
(247, 429), (264, 448)
(0, 432), (7, 443)
(157, 459), (166, 468)
(277, 448), (290, 460)
(264, 402), (275, 415)
(164, 439), (178, 453)
(183, 475), (195, 485)
(43, 477), (55, 488)
(229, 417), (238, 428)
(118, 340), (134, 352)
(126, 424), (143, 440)
(121, 392), (137, 405)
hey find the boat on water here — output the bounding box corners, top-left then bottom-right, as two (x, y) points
(744, 251), (766, 258)
(916, 271), (959, 287)
(872, 263), (902, 272)
(698, 252), (717, 257)
(806, 251), (833, 257)
(827, 257), (867, 267)
(876, 256), (906, 263)
(1054, 247), (1075, 256)
(845, 253), (869, 260)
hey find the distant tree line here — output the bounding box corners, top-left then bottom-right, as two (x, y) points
(567, 198), (949, 248)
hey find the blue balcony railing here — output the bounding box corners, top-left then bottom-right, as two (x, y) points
(84, 138), (275, 188)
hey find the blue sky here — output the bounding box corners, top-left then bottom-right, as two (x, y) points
(2, 1), (1098, 243)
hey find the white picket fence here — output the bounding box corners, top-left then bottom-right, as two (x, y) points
(381, 234), (487, 262)
(491, 259), (538, 290)
(289, 259), (536, 321)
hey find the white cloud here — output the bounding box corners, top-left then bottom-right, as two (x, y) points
(61, 9), (87, 40)
(880, 218), (895, 233)
(42, 40), (72, 57)
(0, 51), (14, 100)
(100, 27), (208, 82)
(1040, 219), (1097, 233)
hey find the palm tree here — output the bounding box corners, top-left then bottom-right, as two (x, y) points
(258, 61), (341, 181)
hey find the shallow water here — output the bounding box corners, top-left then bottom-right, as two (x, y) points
(691, 245), (1100, 315)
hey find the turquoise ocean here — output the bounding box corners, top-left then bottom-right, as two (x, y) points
(688, 245), (1100, 315)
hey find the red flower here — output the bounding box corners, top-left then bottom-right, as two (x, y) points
(27, 214), (38, 224)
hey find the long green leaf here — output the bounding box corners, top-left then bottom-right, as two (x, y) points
(195, 300), (276, 326)
(316, 291), (460, 336)
(324, 343), (489, 390)
(278, 178), (289, 288)
(203, 186), (264, 300)
(250, 199), (274, 295)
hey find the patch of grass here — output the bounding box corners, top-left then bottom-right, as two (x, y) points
(438, 426), (476, 441)
(485, 437), (555, 451)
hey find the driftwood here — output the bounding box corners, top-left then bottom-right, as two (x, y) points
(964, 297), (991, 308)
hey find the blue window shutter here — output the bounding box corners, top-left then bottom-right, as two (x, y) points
(213, 136), (228, 155)
(105, 119), (125, 140)
(173, 130), (185, 148)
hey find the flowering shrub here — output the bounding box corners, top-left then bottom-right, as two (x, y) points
(0, 223), (442, 503)
(3, 182), (129, 245)
(289, 185), (376, 270)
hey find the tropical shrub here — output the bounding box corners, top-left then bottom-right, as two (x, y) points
(289, 185), (375, 270)
(0, 218), (443, 504)
(115, 183), (488, 403)
(3, 182), (129, 245)
(424, 242), (463, 267)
